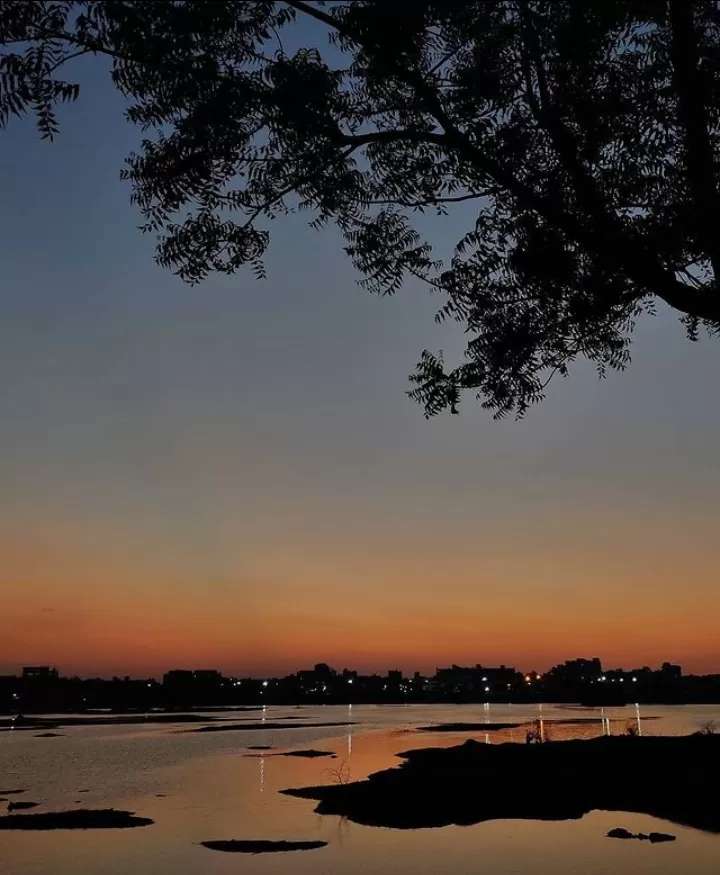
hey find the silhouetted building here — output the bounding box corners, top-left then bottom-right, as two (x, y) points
(192, 670), (222, 684)
(161, 669), (226, 706)
(163, 669), (194, 686)
(660, 662), (682, 681)
(0, 655), (711, 715)
(434, 664), (517, 694)
(296, 663), (337, 695)
(22, 666), (58, 680)
(547, 658), (603, 684)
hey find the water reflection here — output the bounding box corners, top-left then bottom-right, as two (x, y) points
(1, 704), (719, 875)
(347, 704), (352, 776)
(601, 706), (611, 735)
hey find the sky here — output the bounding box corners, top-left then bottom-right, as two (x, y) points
(1, 44), (720, 679)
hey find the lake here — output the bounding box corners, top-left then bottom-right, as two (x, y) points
(2, 703), (719, 875)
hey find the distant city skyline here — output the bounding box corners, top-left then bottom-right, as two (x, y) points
(0, 654), (702, 682)
(8, 658), (714, 716)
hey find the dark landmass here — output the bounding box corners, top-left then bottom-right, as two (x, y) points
(7, 801), (40, 811)
(0, 714), (233, 731)
(414, 717), (661, 734)
(247, 744), (273, 750)
(200, 839), (328, 854)
(246, 749), (337, 759)
(607, 827), (676, 842)
(416, 722), (523, 732)
(188, 721), (354, 733)
(0, 789), (26, 795)
(554, 716), (661, 724)
(281, 733), (720, 832)
(0, 808), (154, 830)
(281, 749), (337, 758)
(35, 732), (64, 737)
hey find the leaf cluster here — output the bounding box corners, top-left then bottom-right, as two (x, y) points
(3, 1), (720, 416)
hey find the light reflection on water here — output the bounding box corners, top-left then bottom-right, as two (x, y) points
(1, 703), (719, 875)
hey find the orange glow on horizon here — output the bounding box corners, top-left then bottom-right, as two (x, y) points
(2, 500), (719, 679)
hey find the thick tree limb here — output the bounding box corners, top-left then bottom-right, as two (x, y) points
(668, 0), (720, 285)
(286, 0), (719, 323)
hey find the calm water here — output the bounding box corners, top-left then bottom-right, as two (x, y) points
(1, 703), (719, 875)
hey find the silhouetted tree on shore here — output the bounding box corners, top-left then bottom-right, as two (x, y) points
(3, 1), (720, 415)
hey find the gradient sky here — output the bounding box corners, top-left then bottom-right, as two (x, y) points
(1, 48), (720, 679)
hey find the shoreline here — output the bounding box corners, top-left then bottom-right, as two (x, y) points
(282, 733), (720, 832)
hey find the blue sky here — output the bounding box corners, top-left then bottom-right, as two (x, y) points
(1, 40), (720, 677)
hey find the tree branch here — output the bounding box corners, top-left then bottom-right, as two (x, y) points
(428, 43), (467, 76)
(367, 192), (486, 208)
(337, 130), (445, 148)
(48, 47), (94, 73)
(283, 0), (351, 35)
(31, 27), (133, 64)
(237, 143), (363, 227)
(516, 4), (618, 238)
(668, 0), (720, 284)
(514, 3), (720, 322)
(285, 0), (720, 323)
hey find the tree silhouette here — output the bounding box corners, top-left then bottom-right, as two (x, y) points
(2, 1), (720, 416)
